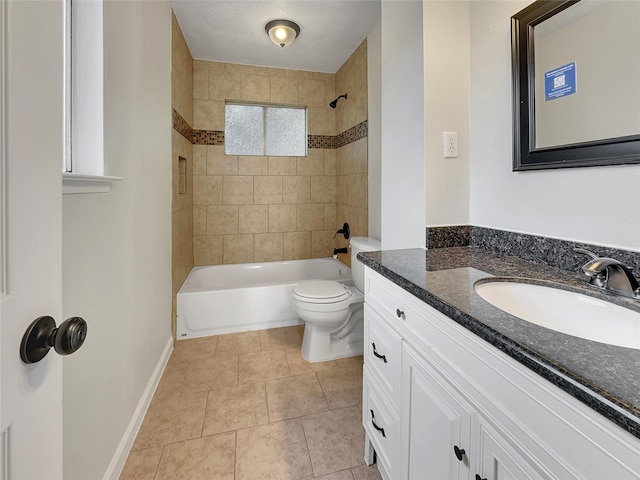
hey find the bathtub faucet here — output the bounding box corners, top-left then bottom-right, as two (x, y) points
(334, 223), (350, 239)
(333, 247), (348, 259)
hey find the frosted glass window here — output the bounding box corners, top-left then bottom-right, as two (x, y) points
(266, 107), (306, 156)
(225, 104), (264, 155)
(225, 103), (307, 156)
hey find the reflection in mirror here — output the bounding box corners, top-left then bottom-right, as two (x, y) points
(534, 0), (640, 148)
(511, 0), (640, 171)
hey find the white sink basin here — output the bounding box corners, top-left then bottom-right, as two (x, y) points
(474, 281), (640, 350)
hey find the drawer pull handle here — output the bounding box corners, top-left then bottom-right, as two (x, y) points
(396, 308), (405, 319)
(454, 445), (466, 461)
(371, 343), (388, 363)
(475, 475), (487, 480)
(370, 410), (386, 438)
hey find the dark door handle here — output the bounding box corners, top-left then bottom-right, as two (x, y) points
(396, 308), (404, 319)
(371, 343), (388, 363)
(370, 409), (386, 437)
(21, 316), (87, 364)
(475, 475), (487, 480)
(454, 445), (466, 461)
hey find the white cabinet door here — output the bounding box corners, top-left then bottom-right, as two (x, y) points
(476, 421), (548, 480)
(400, 343), (476, 480)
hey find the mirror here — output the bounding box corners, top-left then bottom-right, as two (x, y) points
(511, 0), (640, 171)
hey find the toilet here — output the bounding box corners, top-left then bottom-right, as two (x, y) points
(291, 236), (381, 362)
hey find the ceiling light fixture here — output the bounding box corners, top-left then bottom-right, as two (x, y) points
(265, 19), (300, 48)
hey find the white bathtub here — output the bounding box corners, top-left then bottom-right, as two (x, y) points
(177, 257), (352, 339)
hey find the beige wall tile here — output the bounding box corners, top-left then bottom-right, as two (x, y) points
(254, 233), (283, 262)
(350, 174), (368, 209)
(325, 81), (337, 106)
(193, 205), (207, 236)
(269, 156), (297, 176)
(239, 156), (268, 176)
(285, 69), (313, 80)
(299, 79), (325, 108)
(223, 176), (253, 205)
(297, 149), (324, 176)
(324, 204), (336, 230)
(207, 146), (238, 175)
(284, 231), (311, 260)
(193, 59), (226, 72)
(226, 63), (282, 77)
(254, 176), (282, 204)
(297, 204), (324, 231)
(193, 99), (224, 130)
(312, 230), (335, 258)
(193, 68), (208, 100)
(312, 72), (335, 82)
(172, 208), (192, 250)
(193, 175), (222, 206)
(193, 145), (207, 175)
(209, 71), (242, 101)
(206, 205), (238, 235)
(353, 138), (368, 174)
(308, 107), (335, 136)
(336, 175), (348, 206)
(270, 76), (299, 104)
(311, 176), (336, 204)
(239, 205), (268, 234)
(194, 235), (223, 265)
(269, 204), (296, 232)
(323, 149), (337, 175)
(223, 234), (254, 264)
(241, 74), (271, 102)
(283, 176), (310, 204)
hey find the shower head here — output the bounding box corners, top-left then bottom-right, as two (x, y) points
(329, 93), (348, 109)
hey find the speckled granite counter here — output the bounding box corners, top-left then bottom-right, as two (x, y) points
(358, 247), (640, 439)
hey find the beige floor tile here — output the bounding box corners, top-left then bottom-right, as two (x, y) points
(316, 469), (355, 480)
(284, 347), (337, 376)
(259, 326), (302, 350)
(215, 330), (261, 355)
(316, 365), (363, 410)
(155, 432), (236, 480)
(351, 464), (383, 480)
(265, 373), (328, 421)
(335, 355), (364, 371)
(133, 392), (207, 449)
(202, 382), (268, 436)
(154, 358), (189, 399)
(119, 446), (162, 480)
(297, 324), (305, 338)
(239, 349), (290, 384)
(182, 355), (239, 394)
(172, 335), (218, 363)
(235, 418), (313, 480)
(302, 406), (365, 477)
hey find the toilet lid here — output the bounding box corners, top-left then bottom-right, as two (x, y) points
(292, 280), (351, 303)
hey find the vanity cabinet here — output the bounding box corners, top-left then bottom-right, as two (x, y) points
(362, 267), (640, 480)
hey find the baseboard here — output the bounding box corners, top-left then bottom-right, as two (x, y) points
(102, 336), (173, 480)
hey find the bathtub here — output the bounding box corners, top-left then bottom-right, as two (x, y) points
(177, 257), (352, 339)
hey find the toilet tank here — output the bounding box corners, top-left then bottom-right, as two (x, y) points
(350, 236), (381, 292)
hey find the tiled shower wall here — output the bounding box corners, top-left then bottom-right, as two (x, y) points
(170, 16), (369, 268)
(335, 40), (369, 266)
(171, 12), (194, 337)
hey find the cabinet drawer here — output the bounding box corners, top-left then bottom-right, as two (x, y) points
(363, 367), (399, 478)
(366, 272), (425, 332)
(364, 305), (402, 402)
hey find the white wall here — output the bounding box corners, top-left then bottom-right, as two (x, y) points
(62, 2), (172, 479)
(469, 0), (640, 251)
(367, 21), (382, 241)
(380, 0), (426, 249)
(424, 0), (470, 227)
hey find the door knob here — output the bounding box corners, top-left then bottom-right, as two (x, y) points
(20, 316), (87, 364)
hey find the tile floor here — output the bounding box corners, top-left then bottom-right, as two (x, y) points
(120, 325), (382, 480)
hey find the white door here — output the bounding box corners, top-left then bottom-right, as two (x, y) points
(1, 1), (64, 478)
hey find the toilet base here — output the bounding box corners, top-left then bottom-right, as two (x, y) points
(300, 307), (364, 363)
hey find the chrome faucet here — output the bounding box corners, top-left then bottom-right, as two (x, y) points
(574, 248), (640, 299)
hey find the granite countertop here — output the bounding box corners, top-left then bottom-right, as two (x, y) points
(358, 247), (640, 439)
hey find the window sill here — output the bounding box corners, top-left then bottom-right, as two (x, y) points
(62, 173), (122, 195)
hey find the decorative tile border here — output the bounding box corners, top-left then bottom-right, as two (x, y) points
(426, 225), (640, 274)
(172, 108), (367, 150)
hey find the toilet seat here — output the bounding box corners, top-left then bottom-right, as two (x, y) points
(292, 280), (351, 304)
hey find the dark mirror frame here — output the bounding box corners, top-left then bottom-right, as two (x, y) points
(511, 0), (640, 171)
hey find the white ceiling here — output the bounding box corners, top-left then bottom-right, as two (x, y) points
(171, 0), (381, 73)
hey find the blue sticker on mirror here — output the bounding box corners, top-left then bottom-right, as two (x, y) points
(545, 62), (577, 101)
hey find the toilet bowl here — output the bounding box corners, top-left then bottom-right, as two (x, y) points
(291, 236), (381, 362)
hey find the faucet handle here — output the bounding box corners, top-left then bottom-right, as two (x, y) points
(573, 247), (599, 260)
